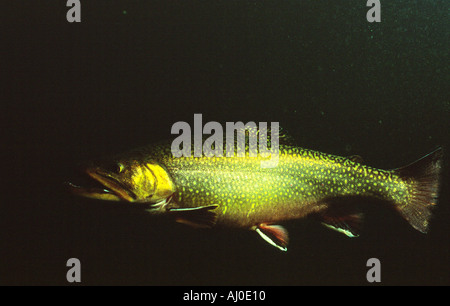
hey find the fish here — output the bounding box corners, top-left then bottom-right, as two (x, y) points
(66, 128), (443, 251)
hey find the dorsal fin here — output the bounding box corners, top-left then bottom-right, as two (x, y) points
(225, 124), (296, 153)
(198, 123), (296, 157)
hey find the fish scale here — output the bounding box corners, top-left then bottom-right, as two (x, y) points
(164, 146), (409, 228)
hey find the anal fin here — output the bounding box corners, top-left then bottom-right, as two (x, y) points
(169, 205), (218, 229)
(253, 223), (289, 251)
(319, 212), (363, 238)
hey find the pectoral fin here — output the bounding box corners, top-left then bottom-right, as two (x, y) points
(169, 205), (219, 229)
(253, 223), (289, 251)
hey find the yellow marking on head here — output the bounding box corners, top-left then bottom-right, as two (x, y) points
(145, 163), (175, 201)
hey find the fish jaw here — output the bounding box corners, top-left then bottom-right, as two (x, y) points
(66, 167), (136, 202)
(65, 181), (122, 201)
(86, 168), (136, 202)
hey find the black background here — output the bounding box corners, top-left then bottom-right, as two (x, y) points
(2, 1), (449, 286)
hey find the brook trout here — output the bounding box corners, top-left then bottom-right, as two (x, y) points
(67, 130), (443, 251)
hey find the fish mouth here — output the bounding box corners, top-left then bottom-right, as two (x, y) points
(66, 167), (136, 202)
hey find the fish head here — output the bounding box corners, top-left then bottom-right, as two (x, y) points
(66, 158), (175, 203)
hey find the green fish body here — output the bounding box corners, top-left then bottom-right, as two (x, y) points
(68, 134), (443, 251)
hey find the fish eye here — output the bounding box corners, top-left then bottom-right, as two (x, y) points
(117, 163), (125, 173)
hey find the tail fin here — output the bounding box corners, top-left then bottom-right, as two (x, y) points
(393, 147), (443, 233)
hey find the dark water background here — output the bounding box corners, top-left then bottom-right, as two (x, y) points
(2, 1), (449, 285)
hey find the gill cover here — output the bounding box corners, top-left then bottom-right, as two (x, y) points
(141, 163), (175, 202)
